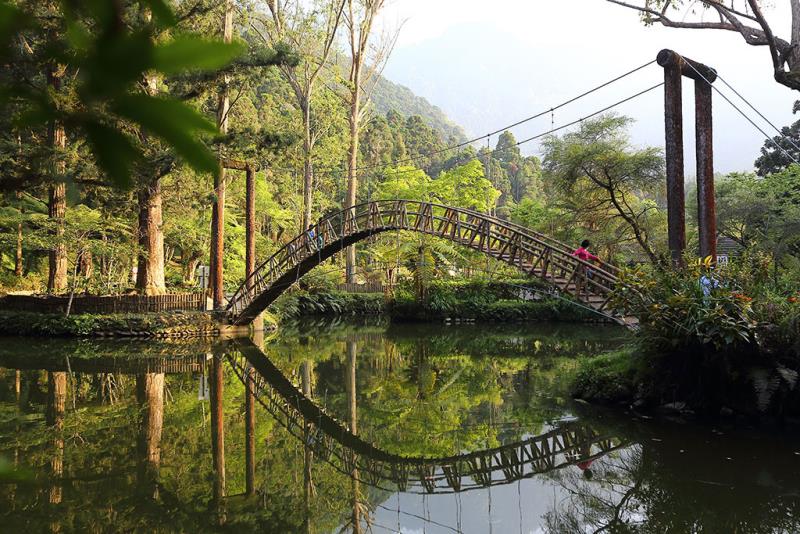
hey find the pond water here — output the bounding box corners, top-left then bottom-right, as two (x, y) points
(1, 319), (799, 533)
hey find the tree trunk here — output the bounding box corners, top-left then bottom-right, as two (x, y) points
(47, 63), (68, 294)
(302, 98), (314, 231)
(15, 221), (23, 277)
(211, 0), (233, 310)
(136, 179), (166, 295)
(47, 183), (67, 293)
(245, 165), (256, 289)
(183, 254), (201, 285)
(79, 248), (93, 280)
(345, 83), (361, 283)
(135, 7), (166, 297)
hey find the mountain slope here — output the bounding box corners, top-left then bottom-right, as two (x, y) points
(370, 74), (467, 142)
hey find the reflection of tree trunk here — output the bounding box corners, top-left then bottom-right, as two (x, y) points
(346, 341), (361, 533)
(136, 373), (164, 499)
(245, 366), (256, 497)
(209, 356), (226, 524)
(302, 361), (313, 534)
(46, 371), (66, 521)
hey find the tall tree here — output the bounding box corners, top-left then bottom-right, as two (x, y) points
(210, 0), (235, 309)
(45, 8), (68, 293)
(342, 0), (394, 282)
(755, 101), (800, 175)
(607, 0), (800, 92)
(259, 0), (346, 230)
(135, 6), (167, 295)
(542, 115), (665, 264)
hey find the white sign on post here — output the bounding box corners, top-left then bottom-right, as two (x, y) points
(196, 265), (210, 289)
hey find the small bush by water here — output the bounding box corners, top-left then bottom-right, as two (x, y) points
(579, 255), (800, 416)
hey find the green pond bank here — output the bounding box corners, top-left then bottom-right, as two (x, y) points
(0, 280), (607, 338)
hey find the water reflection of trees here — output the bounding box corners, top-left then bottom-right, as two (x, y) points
(264, 322), (623, 459)
(2, 328), (800, 533)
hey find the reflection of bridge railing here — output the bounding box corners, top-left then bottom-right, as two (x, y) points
(229, 341), (628, 494)
(226, 200), (636, 326)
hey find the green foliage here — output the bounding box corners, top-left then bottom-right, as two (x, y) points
(0, 0), (246, 187)
(389, 279), (596, 322)
(541, 114), (666, 263)
(571, 347), (639, 404)
(611, 255), (800, 414)
(712, 167), (800, 284)
(0, 310), (217, 337)
(273, 291), (386, 319)
(754, 101), (800, 176)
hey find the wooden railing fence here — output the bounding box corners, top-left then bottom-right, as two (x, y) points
(0, 293), (207, 315)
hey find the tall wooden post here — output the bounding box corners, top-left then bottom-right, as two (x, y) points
(660, 52), (686, 265)
(695, 79), (716, 261)
(245, 164), (264, 331)
(657, 49), (717, 266)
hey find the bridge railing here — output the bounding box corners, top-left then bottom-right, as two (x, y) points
(227, 200), (625, 322)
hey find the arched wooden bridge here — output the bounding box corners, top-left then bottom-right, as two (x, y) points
(227, 200), (635, 326)
(230, 340), (627, 494)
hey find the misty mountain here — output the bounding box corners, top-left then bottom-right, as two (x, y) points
(370, 73), (468, 142)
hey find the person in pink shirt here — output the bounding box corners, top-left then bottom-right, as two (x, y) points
(573, 239), (600, 263)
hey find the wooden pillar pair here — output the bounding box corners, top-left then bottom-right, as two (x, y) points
(658, 49), (717, 265)
(212, 160), (263, 330)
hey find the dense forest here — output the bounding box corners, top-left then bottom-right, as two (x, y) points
(0, 0), (799, 311)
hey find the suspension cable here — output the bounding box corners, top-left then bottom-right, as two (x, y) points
(373, 83), (664, 182)
(715, 73), (800, 154)
(680, 56), (799, 165)
(513, 83), (664, 147)
(274, 59), (658, 179)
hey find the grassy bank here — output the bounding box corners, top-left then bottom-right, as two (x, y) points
(0, 310), (221, 338)
(390, 280), (599, 323)
(0, 280), (609, 338)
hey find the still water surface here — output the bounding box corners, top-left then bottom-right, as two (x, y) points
(0, 319), (798, 533)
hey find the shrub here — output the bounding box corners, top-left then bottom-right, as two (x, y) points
(571, 348), (639, 404)
(611, 254), (800, 414)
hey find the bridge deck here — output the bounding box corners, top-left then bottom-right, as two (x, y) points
(226, 200), (637, 326)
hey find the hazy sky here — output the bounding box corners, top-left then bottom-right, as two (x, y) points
(376, 0), (796, 174)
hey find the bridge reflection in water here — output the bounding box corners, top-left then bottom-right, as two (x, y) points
(230, 339), (627, 495)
